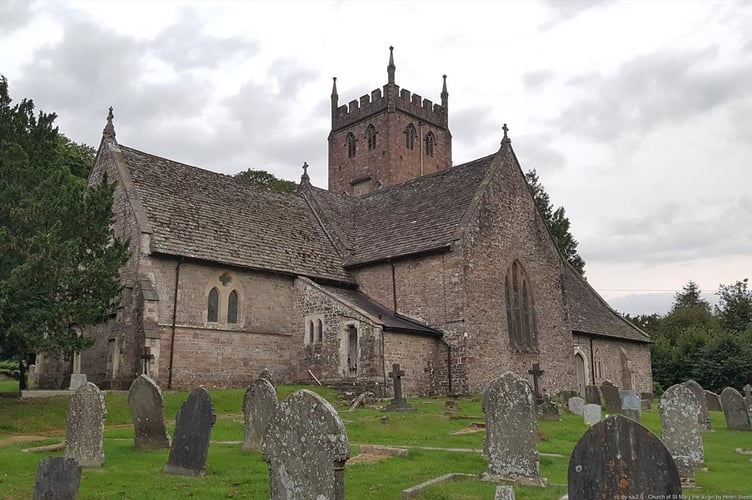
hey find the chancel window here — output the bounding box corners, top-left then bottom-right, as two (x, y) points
(316, 319), (324, 343)
(208, 288), (219, 322)
(424, 131), (435, 157)
(346, 132), (357, 158)
(366, 124), (377, 150)
(405, 124), (417, 150)
(227, 290), (238, 324)
(504, 260), (536, 350)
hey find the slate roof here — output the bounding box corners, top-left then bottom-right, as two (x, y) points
(117, 145), (353, 284)
(562, 264), (650, 343)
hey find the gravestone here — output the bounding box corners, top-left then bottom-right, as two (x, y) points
(659, 383), (705, 472)
(386, 363), (415, 412)
(745, 384), (752, 415)
(242, 377), (278, 451)
(258, 368), (276, 388)
(640, 392), (653, 410)
(704, 390), (722, 412)
(583, 404), (601, 426)
(164, 387), (216, 476)
(494, 484), (515, 500)
(262, 389), (350, 500)
(539, 393), (560, 421)
(568, 415), (681, 498)
(568, 396), (584, 416)
(128, 374), (170, 449)
(599, 381), (621, 413)
(620, 393), (641, 422)
(33, 456), (82, 500)
(482, 372), (545, 486)
(65, 382), (106, 467)
(584, 385), (600, 405)
(720, 387), (751, 431)
(682, 379), (712, 432)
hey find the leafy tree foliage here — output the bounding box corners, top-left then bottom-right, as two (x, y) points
(0, 76), (129, 383)
(715, 278), (752, 333)
(524, 169), (585, 274)
(234, 169), (297, 193)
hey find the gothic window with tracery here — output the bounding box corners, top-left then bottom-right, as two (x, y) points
(227, 290), (238, 324)
(366, 124), (377, 150)
(208, 288), (219, 322)
(346, 132), (356, 158)
(424, 131), (435, 157)
(405, 124), (417, 150)
(504, 260), (536, 350)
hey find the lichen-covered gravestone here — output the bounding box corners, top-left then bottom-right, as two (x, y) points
(568, 415), (681, 498)
(599, 381), (621, 413)
(482, 372), (545, 486)
(584, 385), (600, 405)
(262, 389), (350, 500)
(682, 379), (712, 432)
(720, 387), (751, 431)
(128, 374), (170, 449)
(704, 390), (722, 412)
(568, 396), (584, 416)
(33, 456), (82, 500)
(242, 377), (279, 451)
(65, 382), (106, 467)
(620, 394), (641, 423)
(583, 404), (601, 426)
(164, 387), (216, 477)
(258, 368), (277, 388)
(659, 382), (705, 481)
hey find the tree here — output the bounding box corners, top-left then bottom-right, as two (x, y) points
(0, 76), (130, 388)
(234, 169), (297, 193)
(672, 280), (711, 311)
(524, 169), (585, 274)
(715, 278), (752, 334)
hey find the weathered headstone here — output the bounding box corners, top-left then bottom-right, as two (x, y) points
(583, 404), (601, 426)
(720, 387), (751, 431)
(659, 383), (705, 473)
(242, 377), (278, 451)
(620, 393), (641, 422)
(33, 457), (82, 500)
(584, 385), (600, 405)
(568, 396), (585, 416)
(640, 392), (653, 410)
(568, 415), (681, 498)
(539, 393), (560, 421)
(164, 387), (216, 477)
(682, 379), (712, 432)
(704, 390), (722, 412)
(599, 381), (621, 413)
(262, 389), (350, 500)
(386, 363), (415, 412)
(128, 374), (170, 449)
(65, 382), (106, 467)
(258, 368), (276, 388)
(482, 372), (545, 486)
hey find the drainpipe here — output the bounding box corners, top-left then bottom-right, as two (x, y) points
(440, 337), (453, 396)
(167, 258), (183, 389)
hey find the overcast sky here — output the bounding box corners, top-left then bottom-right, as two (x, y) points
(2, 0), (750, 315)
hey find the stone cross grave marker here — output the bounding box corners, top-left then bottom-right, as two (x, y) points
(682, 379), (712, 431)
(704, 390), (722, 412)
(128, 374), (170, 450)
(164, 387), (216, 477)
(65, 382), (106, 467)
(242, 377), (279, 451)
(386, 363), (415, 412)
(527, 363), (545, 403)
(33, 456), (82, 500)
(720, 387), (751, 431)
(584, 385), (600, 405)
(568, 396), (584, 416)
(568, 415), (681, 498)
(482, 372), (546, 487)
(583, 404), (601, 426)
(262, 389), (350, 500)
(599, 381), (621, 413)
(660, 382), (705, 480)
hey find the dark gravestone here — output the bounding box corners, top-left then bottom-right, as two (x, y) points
(640, 392), (654, 410)
(65, 382), (106, 467)
(720, 387), (751, 431)
(262, 389), (350, 500)
(258, 368), (277, 388)
(527, 363), (545, 403)
(128, 374), (170, 449)
(682, 380), (712, 432)
(539, 393), (560, 421)
(164, 387), (216, 477)
(659, 383), (705, 479)
(584, 385), (600, 405)
(33, 457), (82, 500)
(386, 363), (415, 412)
(242, 377), (278, 451)
(568, 415), (681, 498)
(599, 381), (621, 413)
(704, 390), (722, 412)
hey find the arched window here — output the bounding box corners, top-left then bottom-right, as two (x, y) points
(208, 288), (219, 322)
(366, 124), (377, 150)
(346, 132), (356, 158)
(308, 320), (314, 345)
(504, 260), (536, 349)
(594, 348), (604, 381)
(227, 290), (238, 324)
(316, 319), (324, 343)
(424, 131), (435, 157)
(404, 124), (416, 150)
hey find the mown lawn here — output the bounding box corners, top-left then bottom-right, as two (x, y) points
(1, 384), (751, 499)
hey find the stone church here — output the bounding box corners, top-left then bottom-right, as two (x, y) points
(43, 48), (652, 396)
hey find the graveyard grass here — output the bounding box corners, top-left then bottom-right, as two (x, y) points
(1, 384), (752, 498)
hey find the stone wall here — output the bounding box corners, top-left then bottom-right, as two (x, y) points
(573, 333), (652, 394)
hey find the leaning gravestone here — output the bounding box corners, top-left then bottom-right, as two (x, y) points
(568, 415), (681, 498)
(584, 385), (600, 405)
(262, 389), (350, 500)
(128, 374), (170, 449)
(568, 396), (585, 416)
(33, 456), (82, 500)
(242, 377), (278, 451)
(682, 380), (712, 432)
(704, 390), (722, 412)
(620, 393), (641, 423)
(600, 381), (621, 413)
(258, 368), (277, 388)
(660, 383), (705, 474)
(65, 382), (106, 467)
(583, 404), (601, 426)
(720, 387), (751, 431)
(164, 387), (216, 477)
(482, 372), (545, 486)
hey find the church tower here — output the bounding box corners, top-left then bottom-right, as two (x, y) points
(328, 47), (452, 196)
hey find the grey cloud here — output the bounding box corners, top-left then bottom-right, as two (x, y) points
(451, 106), (500, 153)
(0, 2), (33, 32)
(514, 132), (566, 171)
(538, 0), (609, 31)
(522, 70), (554, 91)
(269, 58), (319, 98)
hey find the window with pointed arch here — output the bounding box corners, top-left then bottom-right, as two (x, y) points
(504, 260), (536, 350)
(404, 124), (417, 150)
(594, 348), (604, 381)
(227, 290), (238, 324)
(366, 124), (377, 150)
(424, 131), (435, 157)
(346, 132), (356, 158)
(207, 288), (219, 322)
(316, 319), (324, 343)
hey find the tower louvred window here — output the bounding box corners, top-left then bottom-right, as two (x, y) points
(366, 124), (377, 150)
(346, 132), (356, 158)
(405, 124), (417, 150)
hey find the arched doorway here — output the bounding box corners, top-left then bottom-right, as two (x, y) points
(575, 353), (586, 396)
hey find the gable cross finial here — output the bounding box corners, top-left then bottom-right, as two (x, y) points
(103, 106), (116, 140)
(501, 123), (510, 144)
(301, 162), (310, 182)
